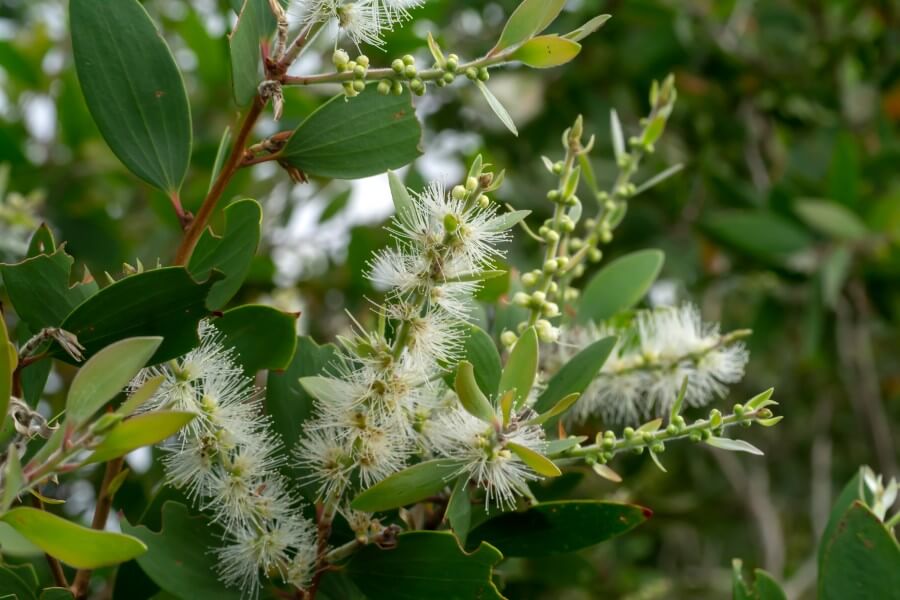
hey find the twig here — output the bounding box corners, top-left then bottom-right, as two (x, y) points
(70, 457), (125, 599)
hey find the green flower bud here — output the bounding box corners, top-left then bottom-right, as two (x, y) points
(402, 54), (415, 66)
(569, 237), (583, 251)
(391, 58), (405, 73)
(521, 272), (537, 287)
(465, 67), (478, 80)
(665, 424), (678, 436)
(356, 55), (370, 68)
(673, 415), (686, 428)
(542, 302), (559, 317)
(446, 56), (459, 72)
(559, 216), (575, 233)
(404, 64), (418, 79)
(513, 292), (530, 307)
(535, 319), (557, 342)
(451, 185), (466, 200)
(547, 190), (560, 202)
(500, 330), (518, 347)
(538, 225), (550, 237)
(391, 80), (404, 96)
(410, 78), (425, 95)
(543, 259), (558, 274)
(552, 161), (563, 174)
(443, 72), (455, 84)
(623, 427), (635, 440)
(352, 79), (365, 92)
(556, 256), (569, 270)
(532, 291), (546, 303)
(588, 248), (602, 262)
(641, 431), (654, 444)
(443, 212), (459, 233)
(564, 288), (579, 302)
(477, 67), (490, 81)
(478, 195), (490, 208)
(465, 176), (478, 192)
(377, 79), (392, 95)
(547, 281), (558, 294)
(353, 64), (367, 78)
(545, 230), (560, 243)
(709, 409), (723, 429)
(342, 81), (357, 97)
(733, 403), (745, 417)
(333, 49), (350, 70)
(700, 428), (712, 441)
(689, 430), (702, 443)
(651, 442), (665, 454)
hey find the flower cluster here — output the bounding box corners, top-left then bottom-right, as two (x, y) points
(296, 0), (424, 48)
(554, 303), (750, 425)
(296, 171), (545, 511)
(135, 322), (316, 598)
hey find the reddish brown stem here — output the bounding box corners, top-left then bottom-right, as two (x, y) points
(174, 95), (266, 266)
(70, 457), (125, 599)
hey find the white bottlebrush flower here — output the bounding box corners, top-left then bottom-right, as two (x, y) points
(217, 516), (316, 599)
(429, 280), (479, 319)
(555, 304), (749, 426)
(429, 405), (547, 510)
(367, 246), (428, 294)
(296, 0), (422, 48)
(295, 426), (355, 500)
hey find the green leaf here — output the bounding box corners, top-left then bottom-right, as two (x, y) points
(819, 502), (900, 600)
(817, 469), (864, 572)
(116, 374), (165, 417)
(498, 327), (538, 407)
(482, 209), (531, 232)
(702, 210), (814, 268)
(731, 559), (785, 600)
(466, 500), (649, 557)
(213, 305), (298, 373)
(828, 132), (859, 207)
(563, 14), (612, 42)
(319, 188), (352, 223)
(350, 459), (462, 512)
(0, 246), (98, 331)
(454, 361), (496, 423)
(821, 245), (852, 309)
(87, 411), (195, 464)
(122, 502), (241, 600)
(490, 0), (567, 55)
(346, 531), (503, 600)
(209, 126), (232, 193)
(66, 337), (162, 425)
(507, 442), (560, 477)
(0, 507), (147, 568)
(70, 0), (191, 193)
(188, 199), (262, 310)
(445, 476), (472, 546)
(55, 267), (218, 364)
(533, 336), (616, 414)
(475, 81), (518, 137)
(705, 436), (764, 456)
(0, 448), (23, 512)
(0, 565), (37, 600)
(452, 325), (502, 397)
(229, 0), (275, 106)
(39, 589), (75, 600)
(0, 315), (10, 434)
(577, 249), (665, 323)
(511, 36), (581, 68)
(267, 336), (338, 457)
(281, 87), (423, 180)
(795, 198), (868, 241)
(26, 224), (56, 257)
(527, 392), (580, 425)
(388, 170), (416, 227)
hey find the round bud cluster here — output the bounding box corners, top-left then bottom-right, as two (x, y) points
(464, 66), (490, 82)
(388, 54), (425, 96)
(435, 53), (459, 88)
(339, 53), (370, 98)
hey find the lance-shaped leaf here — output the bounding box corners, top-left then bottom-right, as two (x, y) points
(1, 508), (146, 569)
(346, 531), (503, 600)
(1, 448), (23, 512)
(577, 249), (665, 323)
(444, 325), (501, 397)
(482, 209), (531, 232)
(188, 199), (262, 310)
(116, 375), (164, 418)
(499, 327), (538, 408)
(454, 361), (496, 423)
(563, 14), (612, 42)
(388, 170), (415, 227)
(476, 81), (518, 137)
(66, 337), (162, 426)
(705, 436), (764, 456)
(87, 411), (195, 464)
(351, 459), (462, 512)
(281, 87), (423, 180)
(466, 500), (649, 557)
(490, 0), (567, 55)
(507, 442), (560, 477)
(533, 336), (615, 415)
(445, 475), (472, 545)
(229, 0), (276, 106)
(71, 0), (191, 194)
(511, 36), (581, 69)
(527, 393), (580, 426)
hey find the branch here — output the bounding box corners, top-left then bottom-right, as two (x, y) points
(71, 457), (125, 599)
(174, 95), (266, 266)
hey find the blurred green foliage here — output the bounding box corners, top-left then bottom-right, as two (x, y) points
(1, 0), (899, 598)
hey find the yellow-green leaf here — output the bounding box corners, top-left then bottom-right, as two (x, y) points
(507, 442), (561, 477)
(87, 411), (195, 464)
(0, 507), (146, 568)
(0, 315), (11, 433)
(511, 36), (581, 69)
(454, 361), (496, 423)
(490, 0), (566, 55)
(499, 327), (538, 408)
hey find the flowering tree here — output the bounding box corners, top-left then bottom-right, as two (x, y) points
(0, 1), (897, 599)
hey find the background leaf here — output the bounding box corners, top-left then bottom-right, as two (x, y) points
(533, 336), (616, 415)
(346, 531), (504, 600)
(466, 500), (650, 557)
(701, 211), (813, 268)
(229, 0), (275, 106)
(577, 249), (664, 323)
(281, 87), (423, 180)
(70, 0), (191, 193)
